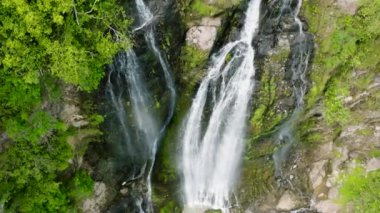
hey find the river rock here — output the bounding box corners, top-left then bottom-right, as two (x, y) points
(120, 187), (129, 196)
(276, 191), (298, 211)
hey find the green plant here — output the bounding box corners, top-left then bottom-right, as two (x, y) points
(323, 78), (349, 125)
(339, 167), (380, 212)
(0, 0), (131, 211)
(66, 170), (94, 204)
(190, 0), (219, 16)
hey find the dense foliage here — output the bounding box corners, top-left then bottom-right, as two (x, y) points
(304, 0), (380, 124)
(340, 167), (380, 212)
(0, 0), (131, 211)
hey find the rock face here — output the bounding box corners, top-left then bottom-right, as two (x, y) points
(59, 85), (89, 128)
(186, 17), (221, 51)
(335, 0), (359, 15)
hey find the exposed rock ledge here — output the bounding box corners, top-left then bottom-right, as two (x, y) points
(186, 17), (222, 51)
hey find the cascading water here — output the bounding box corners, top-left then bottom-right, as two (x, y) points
(134, 0), (176, 211)
(107, 50), (159, 168)
(181, 0), (262, 211)
(106, 50), (160, 212)
(273, 0), (313, 178)
(135, 0), (176, 125)
(105, 0), (176, 212)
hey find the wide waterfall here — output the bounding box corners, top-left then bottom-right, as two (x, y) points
(181, 0), (262, 211)
(105, 0), (176, 212)
(273, 0), (313, 178)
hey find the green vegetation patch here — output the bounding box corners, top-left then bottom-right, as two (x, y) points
(179, 45), (209, 93)
(0, 0), (131, 211)
(340, 167), (380, 212)
(180, 0), (240, 19)
(303, 0), (380, 125)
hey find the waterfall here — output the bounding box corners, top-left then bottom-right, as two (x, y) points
(273, 0), (313, 178)
(106, 51), (159, 170)
(106, 50), (160, 213)
(105, 0), (176, 212)
(134, 0), (176, 211)
(134, 0), (177, 152)
(181, 0), (262, 211)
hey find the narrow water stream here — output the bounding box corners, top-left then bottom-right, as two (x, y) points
(104, 0), (176, 212)
(272, 0), (313, 179)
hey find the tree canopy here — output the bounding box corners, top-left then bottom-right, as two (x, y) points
(0, 0), (131, 211)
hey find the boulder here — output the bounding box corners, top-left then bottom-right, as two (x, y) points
(276, 191), (298, 211)
(186, 17), (221, 51)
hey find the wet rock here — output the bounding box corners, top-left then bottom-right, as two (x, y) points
(335, 0), (359, 15)
(186, 17), (221, 51)
(276, 191), (298, 211)
(82, 182), (108, 213)
(120, 188), (129, 196)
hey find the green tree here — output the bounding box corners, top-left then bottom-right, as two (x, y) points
(0, 0), (132, 211)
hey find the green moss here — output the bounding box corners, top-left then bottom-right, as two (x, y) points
(239, 159), (275, 202)
(369, 150), (380, 158)
(190, 0), (220, 16)
(186, 0), (240, 17)
(355, 127), (374, 137)
(303, 0), (380, 112)
(249, 49), (290, 136)
(65, 170), (94, 206)
(159, 200), (181, 213)
(179, 45), (208, 93)
(323, 77), (350, 125)
(205, 210), (222, 213)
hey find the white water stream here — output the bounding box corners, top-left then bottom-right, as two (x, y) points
(181, 0), (262, 211)
(106, 0), (176, 212)
(134, 0), (176, 211)
(273, 0), (312, 178)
